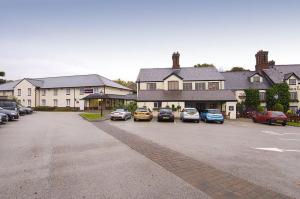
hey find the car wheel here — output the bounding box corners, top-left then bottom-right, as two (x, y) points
(196, 120), (200, 123)
(134, 118), (137, 122)
(220, 121), (224, 124)
(204, 118), (208, 123)
(282, 122), (286, 126)
(252, 117), (257, 123)
(268, 119), (272, 125)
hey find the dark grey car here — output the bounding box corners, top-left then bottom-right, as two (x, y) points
(0, 113), (9, 124)
(0, 107), (19, 121)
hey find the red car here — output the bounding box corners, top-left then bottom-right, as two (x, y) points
(252, 111), (287, 126)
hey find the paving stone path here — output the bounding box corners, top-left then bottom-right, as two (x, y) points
(94, 122), (293, 199)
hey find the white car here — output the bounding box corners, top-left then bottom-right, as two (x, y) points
(110, 109), (132, 121)
(180, 108), (200, 123)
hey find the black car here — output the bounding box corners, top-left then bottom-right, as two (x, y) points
(0, 100), (18, 111)
(0, 113), (9, 124)
(157, 108), (174, 122)
(0, 107), (19, 121)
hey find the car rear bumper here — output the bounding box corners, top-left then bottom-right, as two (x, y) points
(134, 115), (152, 120)
(158, 116), (174, 121)
(110, 116), (125, 120)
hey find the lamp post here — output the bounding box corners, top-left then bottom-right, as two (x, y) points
(99, 90), (103, 117)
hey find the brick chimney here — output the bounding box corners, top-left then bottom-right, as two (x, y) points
(255, 50), (275, 73)
(172, 52), (180, 69)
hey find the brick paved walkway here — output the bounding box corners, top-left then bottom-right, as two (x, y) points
(93, 122), (293, 199)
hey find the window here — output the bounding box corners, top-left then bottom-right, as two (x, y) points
(28, 88), (31, 96)
(94, 87), (99, 93)
(195, 83), (206, 91)
(80, 88), (84, 95)
(66, 88), (71, 95)
(54, 89), (58, 96)
(208, 82), (219, 90)
(259, 92), (266, 101)
(183, 83), (192, 91)
(42, 99), (46, 106)
(3, 91), (6, 96)
(53, 99), (58, 107)
(290, 92), (298, 100)
(42, 89), (46, 96)
(17, 89), (21, 96)
(253, 76), (260, 83)
(289, 79), (297, 85)
(66, 99), (71, 107)
(27, 99), (31, 107)
(229, 106), (234, 111)
(168, 81), (179, 90)
(154, 101), (162, 108)
(147, 83), (156, 90)
(209, 103), (217, 109)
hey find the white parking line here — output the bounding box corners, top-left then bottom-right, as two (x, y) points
(261, 130), (297, 136)
(254, 147), (300, 153)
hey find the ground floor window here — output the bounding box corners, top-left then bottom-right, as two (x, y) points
(27, 99), (31, 107)
(66, 99), (70, 107)
(209, 103), (217, 109)
(54, 99), (58, 107)
(154, 101), (162, 109)
(42, 99), (46, 106)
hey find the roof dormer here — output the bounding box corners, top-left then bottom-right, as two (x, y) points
(249, 73), (263, 83)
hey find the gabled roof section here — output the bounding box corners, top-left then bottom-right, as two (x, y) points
(248, 72), (261, 78)
(137, 67), (225, 82)
(0, 74), (131, 91)
(162, 71), (184, 80)
(0, 80), (21, 91)
(283, 72), (300, 80)
(221, 71), (271, 90)
(263, 64), (300, 83)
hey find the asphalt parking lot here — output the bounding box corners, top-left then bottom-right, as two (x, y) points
(0, 112), (299, 198)
(106, 118), (300, 198)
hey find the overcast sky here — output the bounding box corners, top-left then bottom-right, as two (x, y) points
(1, 0), (300, 81)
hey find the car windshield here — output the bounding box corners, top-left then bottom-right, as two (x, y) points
(271, 111), (285, 116)
(160, 109), (172, 113)
(136, 108), (148, 112)
(185, 109), (197, 113)
(116, 109), (125, 112)
(207, 109), (221, 114)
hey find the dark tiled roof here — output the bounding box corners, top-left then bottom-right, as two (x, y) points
(221, 71), (270, 90)
(137, 90), (236, 101)
(263, 65), (300, 83)
(137, 67), (225, 82)
(82, 93), (136, 100)
(0, 74), (131, 91)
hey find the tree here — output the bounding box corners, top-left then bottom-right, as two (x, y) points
(266, 83), (290, 112)
(114, 79), (137, 92)
(194, 63), (215, 68)
(244, 89), (260, 110)
(228, 67), (249, 72)
(0, 71), (6, 84)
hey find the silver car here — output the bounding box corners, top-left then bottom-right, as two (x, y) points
(110, 109), (132, 121)
(180, 108), (200, 123)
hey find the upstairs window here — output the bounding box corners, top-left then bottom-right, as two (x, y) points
(195, 83), (206, 91)
(183, 83), (192, 91)
(168, 81), (179, 90)
(28, 88), (31, 96)
(17, 89), (21, 96)
(80, 88), (84, 95)
(289, 79), (296, 85)
(42, 89), (46, 96)
(147, 83), (156, 90)
(66, 88), (71, 95)
(54, 89), (58, 96)
(290, 92), (298, 100)
(259, 92), (266, 101)
(208, 82), (219, 90)
(253, 76), (260, 83)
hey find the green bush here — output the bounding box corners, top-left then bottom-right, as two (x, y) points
(274, 103), (284, 112)
(257, 106), (265, 113)
(126, 101), (137, 113)
(33, 106), (79, 112)
(286, 109), (293, 115)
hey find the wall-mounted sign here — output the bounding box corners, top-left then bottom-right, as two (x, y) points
(84, 88), (94, 94)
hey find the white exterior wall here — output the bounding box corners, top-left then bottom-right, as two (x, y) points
(286, 76), (300, 109)
(225, 101), (237, 119)
(105, 86), (132, 95)
(14, 79), (37, 107)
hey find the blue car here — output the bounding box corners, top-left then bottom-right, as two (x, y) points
(200, 109), (224, 124)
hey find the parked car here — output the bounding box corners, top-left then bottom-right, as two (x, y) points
(200, 109), (224, 124)
(0, 107), (20, 121)
(134, 107), (153, 121)
(252, 111), (287, 126)
(157, 108), (174, 122)
(18, 105), (33, 115)
(0, 113), (9, 124)
(180, 108), (200, 123)
(0, 100), (18, 111)
(110, 109), (132, 121)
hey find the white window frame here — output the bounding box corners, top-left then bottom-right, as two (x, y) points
(66, 99), (71, 107)
(195, 83), (206, 91)
(168, 81), (179, 91)
(42, 89), (46, 96)
(17, 89), (21, 96)
(42, 99), (46, 106)
(66, 88), (71, 95)
(28, 99), (31, 107)
(28, 88), (31, 96)
(147, 83), (156, 90)
(53, 99), (58, 107)
(289, 79), (297, 85)
(183, 83), (192, 91)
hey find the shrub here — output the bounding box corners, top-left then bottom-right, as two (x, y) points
(33, 106), (79, 112)
(171, 104), (176, 111)
(257, 106), (265, 113)
(126, 101), (137, 113)
(274, 103), (284, 112)
(244, 89), (260, 111)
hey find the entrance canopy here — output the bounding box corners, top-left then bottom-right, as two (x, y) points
(81, 93), (136, 101)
